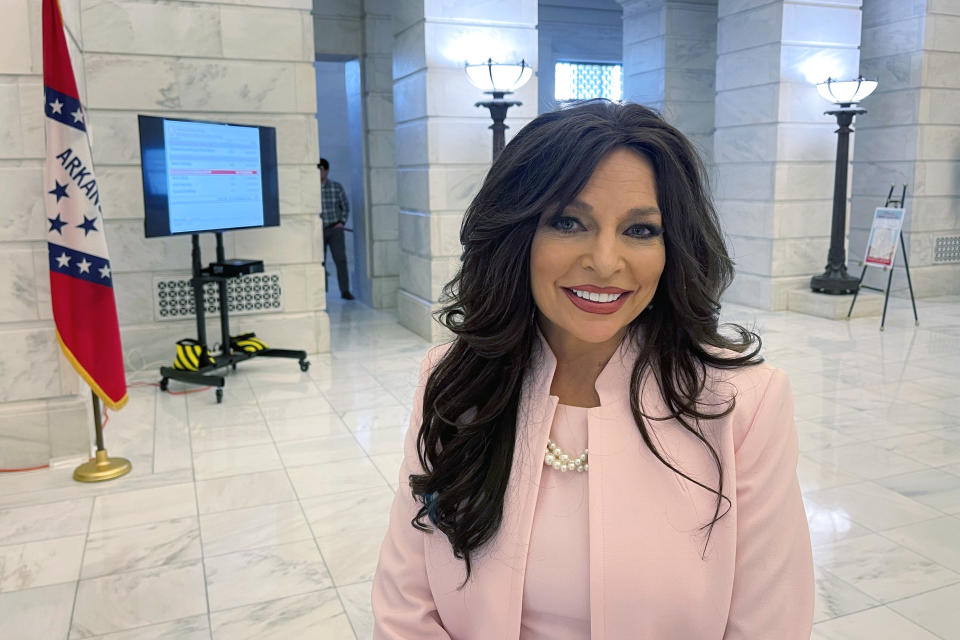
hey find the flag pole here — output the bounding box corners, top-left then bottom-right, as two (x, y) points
(73, 390), (131, 482)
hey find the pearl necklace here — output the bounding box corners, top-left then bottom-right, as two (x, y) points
(544, 440), (589, 473)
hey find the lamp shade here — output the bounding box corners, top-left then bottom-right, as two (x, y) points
(816, 76), (878, 106)
(465, 58), (533, 94)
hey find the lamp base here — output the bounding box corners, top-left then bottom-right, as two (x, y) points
(810, 267), (860, 295)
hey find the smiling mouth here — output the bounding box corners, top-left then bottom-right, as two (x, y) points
(567, 287), (626, 303)
(561, 286), (633, 315)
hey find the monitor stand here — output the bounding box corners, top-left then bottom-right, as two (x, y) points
(158, 232), (310, 403)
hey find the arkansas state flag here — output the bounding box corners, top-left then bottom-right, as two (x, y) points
(43, 0), (127, 410)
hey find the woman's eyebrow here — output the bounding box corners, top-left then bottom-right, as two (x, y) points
(564, 200), (662, 218)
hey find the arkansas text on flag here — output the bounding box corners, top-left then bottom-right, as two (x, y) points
(43, 0), (127, 410)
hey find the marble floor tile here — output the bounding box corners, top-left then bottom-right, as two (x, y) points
(203, 539), (332, 612)
(353, 426), (407, 457)
(317, 524), (386, 586)
(253, 380), (325, 404)
(875, 468), (960, 514)
(796, 423), (858, 453)
(812, 565), (878, 623)
(369, 452), (403, 489)
(804, 442), (930, 481)
(237, 368), (315, 386)
(325, 387), (407, 415)
(200, 501), (312, 557)
(806, 505), (872, 548)
(812, 605), (942, 639)
(184, 381), (258, 408)
(0, 534), (84, 593)
(338, 580), (374, 639)
(190, 421), (273, 453)
(286, 457), (388, 499)
(301, 486), (395, 539)
(874, 432), (960, 468)
(815, 533), (960, 602)
(259, 396), (335, 422)
(82, 516), (200, 579)
(70, 559), (207, 638)
(192, 443), (282, 481)
(209, 588), (355, 640)
(340, 405), (410, 432)
(919, 397), (960, 419)
(0, 582), (76, 640)
(881, 516), (960, 572)
(265, 412), (350, 442)
(82, 615), (209, 640)
(89, 483), (196, 532)
(0, 497), (92, 545)
(887, 582), (960, 640)
(187, 402), (264, 430)
(275, 434), (367, 467)
(797, 455), (861, 493)
(803, 481), (944, 531)
(153, 393), (191, 474)
(195, 469), (296, 515)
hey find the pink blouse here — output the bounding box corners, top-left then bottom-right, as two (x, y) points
(521, 403), (591, 639)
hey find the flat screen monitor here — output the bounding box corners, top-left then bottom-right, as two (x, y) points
(137, 115), (280, 238)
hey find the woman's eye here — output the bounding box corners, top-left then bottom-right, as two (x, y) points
(551, 216), (581, 233)
(626, 224), (663, 239)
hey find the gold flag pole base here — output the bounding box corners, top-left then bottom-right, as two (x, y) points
(74, 449), (131, 483)
(73, 390), (132, 483)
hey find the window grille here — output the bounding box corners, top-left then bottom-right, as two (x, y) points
(554, 62), (623, 102)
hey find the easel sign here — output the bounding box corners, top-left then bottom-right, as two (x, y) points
(864, 207), (905, 267)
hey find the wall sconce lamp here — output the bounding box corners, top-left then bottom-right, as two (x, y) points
(810, 76), (879, 295)
(465, 58), (533, 160)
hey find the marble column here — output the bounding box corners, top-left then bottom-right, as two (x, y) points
(393, 0), (539, 341)
(714, 0), (863, 309)
(619, 0), (717, 158)
(850, 0), (960, 297)
(362, 0), (401, 309)
(0, 0), (89, 468)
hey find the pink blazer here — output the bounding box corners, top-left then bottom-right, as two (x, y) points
(372, 338), (814, 639)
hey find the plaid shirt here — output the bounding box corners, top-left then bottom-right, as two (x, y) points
(320, 179), (349, 226)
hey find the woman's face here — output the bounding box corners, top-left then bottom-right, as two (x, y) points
(530, 147), (666, 349)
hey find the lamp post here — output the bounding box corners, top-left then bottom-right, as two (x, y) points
(810, 76), (878, 295)
(465, 58), (533, 161)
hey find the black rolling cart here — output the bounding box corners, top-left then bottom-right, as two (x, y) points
(159, 231), (310, 403)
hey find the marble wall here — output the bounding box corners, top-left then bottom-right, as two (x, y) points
(620, 0), (718, 159)
(537, 0), (623, 115)
(0, 0), (323, 468)
(393, 0), (540, 341)
(851, 0), (960, 298)
(0, 0), (90, 468)
(714, 0), (864, 310)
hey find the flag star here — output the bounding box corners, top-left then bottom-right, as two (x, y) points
(77, 215), (98, 235)
(77, 258), (91, 274)
(71, 108), (84, 123)
(48, 213), (68, 234)
(56, 252), (71, 268)
(48, 180), (69, 202)
(49, 98), (63, 114)
(98, 264), (111, 279)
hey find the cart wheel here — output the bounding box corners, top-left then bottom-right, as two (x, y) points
(299, 360), (310, 372)
(216, 388), (223, 404)
(159, 378), (169, 391)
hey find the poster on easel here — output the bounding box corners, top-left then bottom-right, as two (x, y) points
(864, 207), (905, 267)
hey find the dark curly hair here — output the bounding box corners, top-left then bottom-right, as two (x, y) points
(409, 101), (762, 583)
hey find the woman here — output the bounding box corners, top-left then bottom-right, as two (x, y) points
(372, 101), (814, 639)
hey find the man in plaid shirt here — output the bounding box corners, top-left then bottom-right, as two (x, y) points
(318, 158), (354, 300)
